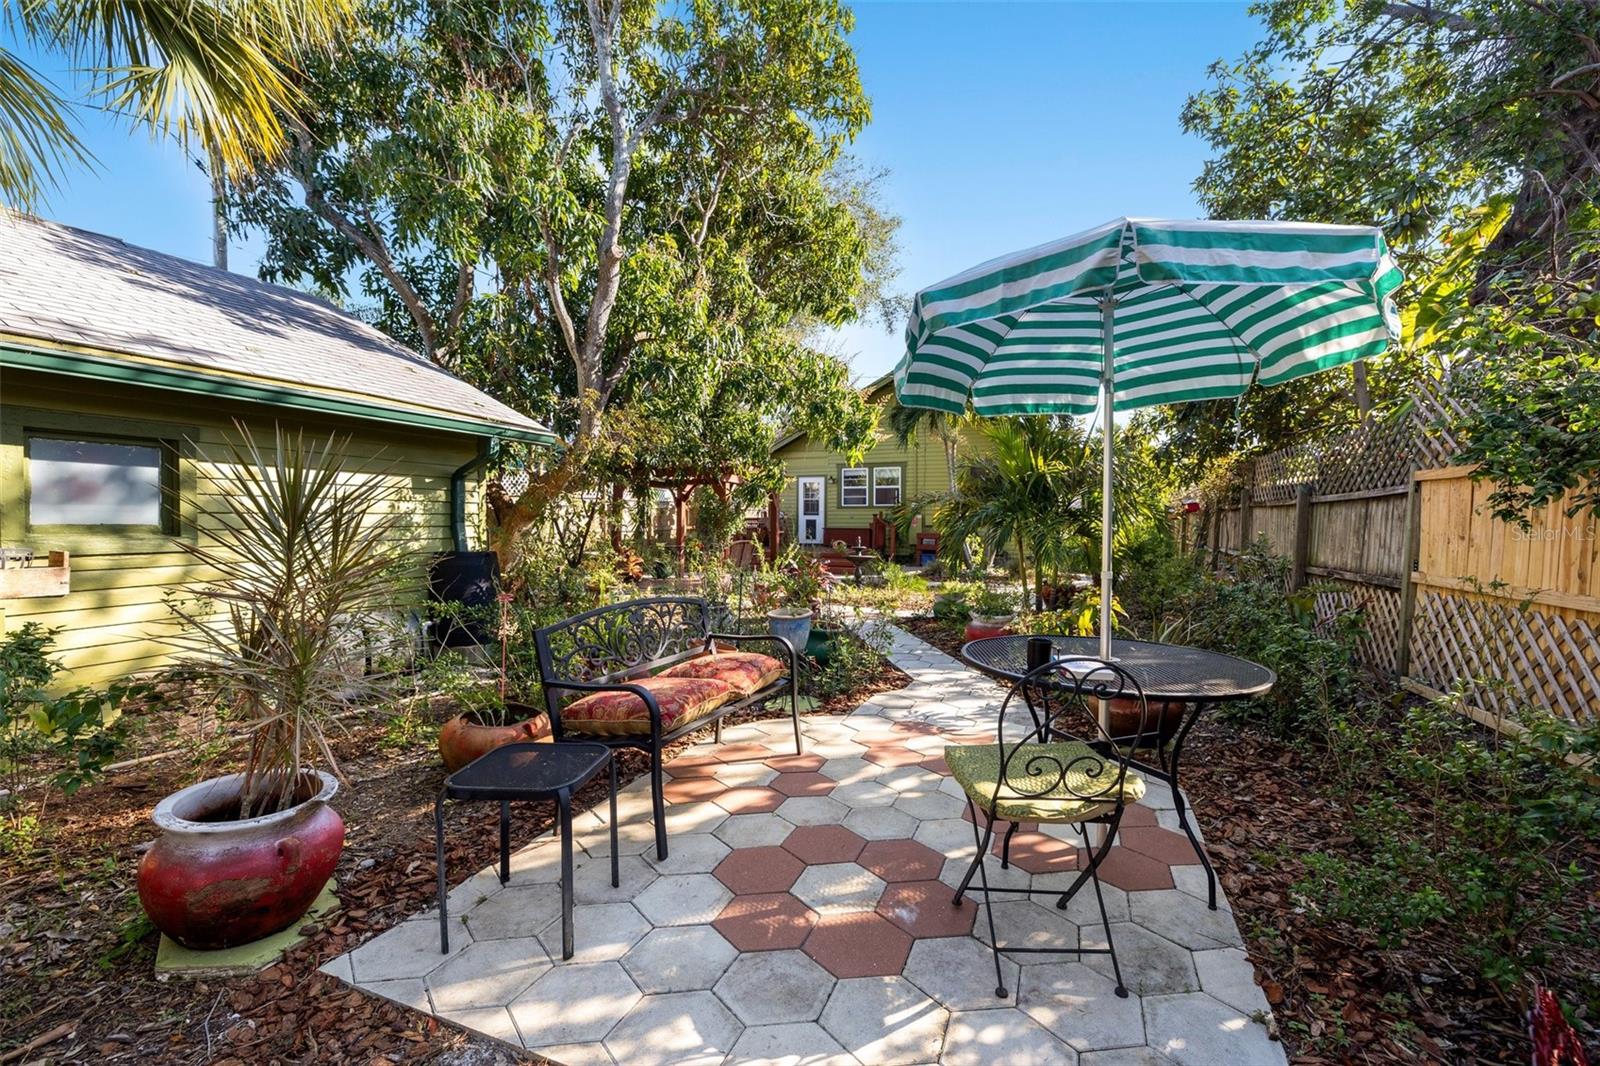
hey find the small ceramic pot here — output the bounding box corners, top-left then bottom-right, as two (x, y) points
(767, 607), (814, 655)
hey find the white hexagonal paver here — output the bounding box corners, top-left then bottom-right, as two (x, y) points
(817, 757), (883, 784)
(643, 833), (731, 875)
(713, 949), (835, 1024)
(844, 805), (920, 841)
(348, 917), (467, 982)
(913, 818), (980, 860)
(807, 738), (868, 760)
(829, 780), (898, 808)
(1077, 1048), (1175, 1065)
(941, 1007), (1079, 1065)
(713, 761), (780, 787)
(879, 766), (943, 794)
(790, 862), (888, 915)
(1079, 923), (1200, 996)
(602, 990), (742, 1066)
(1169, 865), (1230, 911)
(776, 795), (851, 827)
(1129, 890), (1243, 950)
(941, 854), (1031, 894)
(1191, 947), (1271, 1016)
(509, 961), (642, 1047)
(893, 789), (967, 821)
(508, 840), (583, 885)
(424, 936), (552, 1011)
(972, 900), (1080, 962)
(903, 935), (1021, 1010)
(1030, 873), (1131, 925)
(819, 974), (950, 1065)
(437, 1005), (524, 1048)
(714, 813), (793, 849)
(724, 1021), (855, 1066)
(621, 925), (739, 994)
(1141, 991), (1284, 1065)
(634, 874), (734, 926)
(665, 801), (730, 837)
(574, 853), (658, 904)
(364, 977), (431, 1011)
(1018, 962), (1146, 1052)
(538, 902), (652, 963)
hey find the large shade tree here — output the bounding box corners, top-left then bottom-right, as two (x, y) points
(232, 0), (887, 559)
(1173, 0), (1600, 502)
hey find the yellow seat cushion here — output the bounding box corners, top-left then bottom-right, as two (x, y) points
(563, 676), (737, 737)
(659, 651), (786, 695)
(945, 741), (1145, 823)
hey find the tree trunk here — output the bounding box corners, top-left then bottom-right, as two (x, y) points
(211, 167), (228, 271)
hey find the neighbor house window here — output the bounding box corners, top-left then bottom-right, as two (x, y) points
(840, 467), (869, 507)
(872, 466), (903, 507)
(27, 435), (168, 528)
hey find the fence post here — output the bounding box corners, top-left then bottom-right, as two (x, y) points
(1289, 483), (1313, 590)
(1237, 486), (1254, 554)
(1209, 506), (1222, 571)
(1394, 474), (1423, 677)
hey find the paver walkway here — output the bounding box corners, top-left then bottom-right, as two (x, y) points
(326, 623), (1285, 1065)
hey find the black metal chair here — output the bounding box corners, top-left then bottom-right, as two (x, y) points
(945, 653), (1151, 1000)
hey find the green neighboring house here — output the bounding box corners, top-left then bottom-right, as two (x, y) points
(770, 374), (981, 556)
(0, 215), (554, 684)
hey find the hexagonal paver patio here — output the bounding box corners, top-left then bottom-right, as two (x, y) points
(327, 621), (1285, 1065)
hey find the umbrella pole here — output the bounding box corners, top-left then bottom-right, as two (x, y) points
(1098, 298), (1116, 730)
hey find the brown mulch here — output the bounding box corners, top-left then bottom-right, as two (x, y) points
(0, 653), (908, 1065)
(903, 613), (1594, 1065)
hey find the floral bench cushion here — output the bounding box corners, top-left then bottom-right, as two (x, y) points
(659, 651), (786, 695)
(562, 676), (737, 737)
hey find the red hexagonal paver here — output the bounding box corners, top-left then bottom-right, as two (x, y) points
(662, 776), (726, 803)
(919, 754), (952, 776)
(770, 772), (836, 798)
(667, 752), (723, 773)
(802, 912), (914, 978)
(875, 880), (978, 938)
(857, 839), (946, 883)
(712, 892), (817, 951)
(716, 741), (776, 763)
(765, 753), (824, 773)
(781, 825), (866, 865)
(1093, 846), (1175, 892)
(1119, 803), (1159, 828)
(1117, 826), (1201, 866)
(998, 831), (1082, 874)
(890, 720), (939, 736)
(861, 745), (925, 767)
(713, 786), (786, 814)
(713, 846), (805, 894)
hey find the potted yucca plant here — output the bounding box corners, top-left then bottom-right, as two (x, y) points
(138, 423), (408, 951)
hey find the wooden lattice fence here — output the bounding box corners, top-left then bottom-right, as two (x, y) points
(1195, 372), (1600, 727)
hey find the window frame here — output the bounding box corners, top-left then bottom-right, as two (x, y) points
(838, 466), (869, 508)
(871, 464), (904, 507)
(2, 406), (195, 554)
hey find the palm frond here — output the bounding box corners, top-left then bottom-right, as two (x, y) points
(0, 45), (89, 207)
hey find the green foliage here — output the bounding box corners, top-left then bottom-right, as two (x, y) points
(1297, 688), (1600, 998)
(808, 624), (891, 702)
(690, 487), (743, 558)
(0, 624), (136, 852)
(931, 580), (983, 626)
(166, 422), (411, 816)
(972, 585), (1017, 619)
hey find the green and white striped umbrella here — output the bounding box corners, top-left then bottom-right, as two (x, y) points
(894, 216), (1403, 671)
(895, 217), (1403, 416)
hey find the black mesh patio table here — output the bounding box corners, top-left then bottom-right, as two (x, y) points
(434, 741), (618, 960)
(960, 635), (1275, 909)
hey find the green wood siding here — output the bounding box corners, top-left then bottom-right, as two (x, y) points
(1, 371), (484, 686)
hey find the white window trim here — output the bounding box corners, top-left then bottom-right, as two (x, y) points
(839, 466), (869, 508)
(872, 465), (903, 507)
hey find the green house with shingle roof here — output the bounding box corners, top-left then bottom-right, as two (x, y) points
(0, 214), (554, 684)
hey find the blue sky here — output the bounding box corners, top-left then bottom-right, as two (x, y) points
(8, 1), (1261, 384)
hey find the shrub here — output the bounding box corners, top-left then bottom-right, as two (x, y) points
(809, 624), (892, 701)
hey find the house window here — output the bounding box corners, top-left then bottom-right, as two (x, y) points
(840, 467), (868, 507)
(27, 435), (169, 529)
(872, 466), (903, 507)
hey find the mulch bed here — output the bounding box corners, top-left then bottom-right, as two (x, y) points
(902, 613), (1594, 1064)
(0, 652), (908, 1065)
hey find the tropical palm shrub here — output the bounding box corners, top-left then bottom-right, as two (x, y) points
(167, 422), (410, 817)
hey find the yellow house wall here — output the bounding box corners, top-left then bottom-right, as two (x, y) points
(0, 370), (486, 686)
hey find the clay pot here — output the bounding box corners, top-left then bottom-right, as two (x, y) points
(1104, 699), (1190, 748)
(438, 702), (552, 772)
(964, 614), (1015, 643)
(137, 771), (344, 950)
(767, 607), (814, 655)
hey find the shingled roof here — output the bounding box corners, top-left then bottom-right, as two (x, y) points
(0, 214), (554, 444)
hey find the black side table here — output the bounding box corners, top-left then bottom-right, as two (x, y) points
(435, 741), (618, 959)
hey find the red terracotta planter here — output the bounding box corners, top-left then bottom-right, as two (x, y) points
(1105, 698), (1190, 748)
(964, 615), (1015, 643)
(438, 702), (551, 772)
(137, 771), (344, 950)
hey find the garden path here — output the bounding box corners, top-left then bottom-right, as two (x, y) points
(323, 623), (1285, 1065)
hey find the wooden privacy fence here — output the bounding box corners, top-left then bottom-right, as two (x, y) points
(1188, 382), (1600, 727)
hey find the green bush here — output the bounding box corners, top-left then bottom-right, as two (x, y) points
(1297, 688), (1600, 999)
(932, 580), (982, 626)
(809, 625), (892, 702)
(1, 624), (138, 852)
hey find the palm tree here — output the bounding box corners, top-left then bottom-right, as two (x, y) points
(1, 0), (354, 209)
